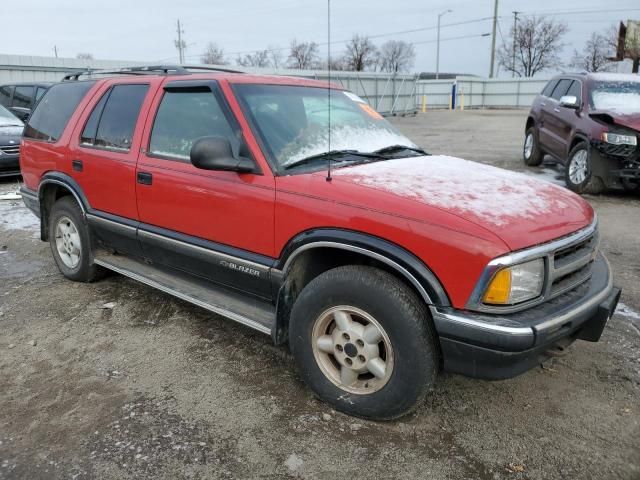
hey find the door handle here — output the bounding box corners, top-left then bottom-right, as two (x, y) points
(541, 102), (546, 106)
(137, 172), (153, 185)
(72, 159), (83, 172)
(553, 108), (560, 113)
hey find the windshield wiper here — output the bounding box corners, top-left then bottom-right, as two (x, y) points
(283, 149), (385, 170)
(373, 144), (428, 156)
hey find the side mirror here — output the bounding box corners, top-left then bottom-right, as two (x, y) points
(190, 136), (255, 173)
(559, 95), (579, 109)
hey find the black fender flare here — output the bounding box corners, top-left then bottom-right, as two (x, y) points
(37, 172), (91, 240)
(274, 228), (450, 306)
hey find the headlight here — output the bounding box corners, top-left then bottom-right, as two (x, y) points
(483, 258), (545, 305)
(602, 132), (637, 146)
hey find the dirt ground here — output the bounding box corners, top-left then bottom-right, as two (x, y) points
(1, 109), (639, 480)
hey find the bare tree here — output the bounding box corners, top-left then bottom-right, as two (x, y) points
(570, 32), (613, 72)
(236, 50), (270, 68)
(201, 43), (228, 65)
(498, 16), (568, 77)
(288, 40), (319, 69)
(267, 46), (284, 69)
(76, 53), (94, 60)
(378, 40), (416, 73)
(342, 35), (378, 71)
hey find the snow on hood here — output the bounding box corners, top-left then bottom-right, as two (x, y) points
(332, 156), (591, 243)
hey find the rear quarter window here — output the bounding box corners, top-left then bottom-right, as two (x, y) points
(23, 81), (96, 143)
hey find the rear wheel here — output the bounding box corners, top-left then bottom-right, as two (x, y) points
(523, 127), (544, 166)
(289, 265), (438, 420)
(565, 143), (604, 195)
(49, 196), (102, 282)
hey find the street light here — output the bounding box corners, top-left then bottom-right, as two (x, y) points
(436, 9), (452, 80)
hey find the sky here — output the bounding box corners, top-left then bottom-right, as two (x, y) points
(4, 0), (640, 77)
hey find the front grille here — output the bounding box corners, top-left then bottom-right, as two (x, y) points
(549, 229), (598, 297)
(0, 145), (19, 155)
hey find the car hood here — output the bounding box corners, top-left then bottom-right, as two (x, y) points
(329, 155), (594, 251)
(590, 110), (640, 132)
(0, 125), (24, 140)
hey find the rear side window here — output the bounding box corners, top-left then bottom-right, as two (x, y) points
(13, 86), (34, 108)
(550, 79), (572, 101)
(0, 86), (13, 107)
(148, 89), (237, 161)
(24, 81), (96, 142)
(541, 80), (558, 97)
(80, 84), (149, 151)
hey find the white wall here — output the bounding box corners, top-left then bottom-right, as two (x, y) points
(416, 76), (550, 109)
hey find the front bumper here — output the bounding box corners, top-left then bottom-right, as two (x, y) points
(431, 254), (621, 379)
(0, 154), (20, 177)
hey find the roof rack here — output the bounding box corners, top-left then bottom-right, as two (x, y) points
(62, 64), (244, 81)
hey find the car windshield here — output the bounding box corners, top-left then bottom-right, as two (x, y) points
(0, 105), (23, 127)
(590, 80), (640, 113)
(233, 84), (417, 172)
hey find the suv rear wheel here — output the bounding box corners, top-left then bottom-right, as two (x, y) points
(289, 265), (438, 420)
(565, 142), (604, 195)
(49, 196), (102, 282)
(523, 127), (544, 166)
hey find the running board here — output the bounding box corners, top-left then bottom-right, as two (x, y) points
(93, 251), (275, 335)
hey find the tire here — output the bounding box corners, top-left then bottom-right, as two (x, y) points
(523, 127), (544, 166)
(564, 143), (604, 195)
(289, 265), (438, 420)
(621, 177), (640, 193)
(48, 196), (102, 282)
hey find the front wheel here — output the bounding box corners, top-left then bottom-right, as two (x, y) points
(565, 143), (604, 195)
(289, 266), (439, 420)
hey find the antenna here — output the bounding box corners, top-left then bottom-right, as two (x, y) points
(326, 0), (332, 182)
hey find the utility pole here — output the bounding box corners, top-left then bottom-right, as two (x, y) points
(489, 0), (499, 78)
(511, 11), (520, 78)
(175, 19), (185, 64)
(436, 9), (452, 80)
(53, 45), (58, 58)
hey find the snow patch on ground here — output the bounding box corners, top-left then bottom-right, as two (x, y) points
(0, 202), (40, 233)
(335, 155), (580, 226)
(616, 302), (640, 321)
(522, 165), (566, 187)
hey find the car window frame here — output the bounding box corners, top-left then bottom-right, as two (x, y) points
(145, 79), (256, 169)
(0, 85), (15, 108)
(12, 85), (34, 109)
(549, 79), (572, 102)
(541, 79), (559, 98)
(563, 80), (582, 107)
(78, 82), (150, 154)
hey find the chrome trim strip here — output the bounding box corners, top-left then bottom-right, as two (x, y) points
(137, 229), (270, 273)
(467, 217), (598, 313)
(429, 306), (533, 335)
(38, 179), (87, 215)
(94, 258), (272, 335)
(281, 241), (434, 305)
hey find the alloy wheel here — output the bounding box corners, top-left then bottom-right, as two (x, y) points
(569, 149), (588, 185)
(54, 216), (82, 268)
(311, 305), (394, 394)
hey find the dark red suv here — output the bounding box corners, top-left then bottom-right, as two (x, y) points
(524, 73), (640, 194)
(19, 66), (620, 419)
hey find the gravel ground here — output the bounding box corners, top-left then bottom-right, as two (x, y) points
(1, 109), (639, 479)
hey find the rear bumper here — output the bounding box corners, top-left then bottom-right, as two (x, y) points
(19, 186), (40, 217)
(432, 254), (621, 379)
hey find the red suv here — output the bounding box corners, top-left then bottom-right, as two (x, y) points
(19, 66), (620, 419)
(524, 73), (640, 194)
